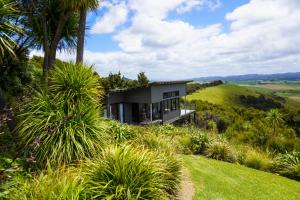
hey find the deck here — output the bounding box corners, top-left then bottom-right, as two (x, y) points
(164, 109), (195, 124)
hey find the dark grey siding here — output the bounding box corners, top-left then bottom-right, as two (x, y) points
(108, 87), (151, 104)
(108, 93), (124, 104)
(124, 87), (151, 103)
(150, 83), (186, 103)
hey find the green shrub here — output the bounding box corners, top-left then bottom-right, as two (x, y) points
(136, 132), (181, 154)
(5, 165), (84, 200)
(178, 135), (193, 154)
(83, 145), (181, 199)
(207, 120), (218, 133)
(272, 151), (300, 180)
(158, 153), (181, 196)
(148, 124), (178, 136)
(205, 141), (236, 162)
(267, 136), (299, 153)
(17, 63), (104, 167)
(242, 149), (272, 171)
(188, 132), (212, 154)
(106, 120), (135, 143)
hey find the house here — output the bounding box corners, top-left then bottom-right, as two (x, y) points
(107, 80), (195, 124)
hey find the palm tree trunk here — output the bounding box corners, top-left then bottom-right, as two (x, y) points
(48, 10), (72, 69)
(76, 8), (87, 64)
(41, 0), (49, 82)
(42, 23), (49, 82)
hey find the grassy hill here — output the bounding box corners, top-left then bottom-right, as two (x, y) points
(186, 84), (261, 107)
(247, 82), (300, 105)
(186, 83), (299, 110)
(183, 155), (300, 200)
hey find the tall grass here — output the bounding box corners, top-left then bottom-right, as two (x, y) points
(205, 141), (236, 162)
(106, 120), (136, 143)
(5, 165), (84, 200)
(17, 63), (104, 167)
(83, 145), (181, 199)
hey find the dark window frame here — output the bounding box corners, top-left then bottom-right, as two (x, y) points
(163, 90), (180, 99)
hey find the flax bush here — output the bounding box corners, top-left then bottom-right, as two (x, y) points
(272, 151), (300, 180)
(242, 149), (272, 171)
(5, 165), (84, 200)
(17, 63), (104, 167)
(83, 145), (181, 199)
(205, 141), (236, 162)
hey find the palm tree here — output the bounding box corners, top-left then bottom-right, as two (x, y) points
(0, 0), (22, 63)
(20, 0), (79, 81)
(63, 0), (99, 64)
(266, 109), (284, 135)
(75, 0), (99, 64)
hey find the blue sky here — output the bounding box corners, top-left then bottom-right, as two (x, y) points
(36, 0), (300, 80)
(85, 0), (250, 52)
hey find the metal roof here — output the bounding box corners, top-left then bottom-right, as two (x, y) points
(150, 80), (193, 85)
(109, 80), (193, 93)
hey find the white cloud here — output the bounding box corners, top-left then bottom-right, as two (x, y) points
(91, 1), (128, 34)
(31, 0), (300, 80)
(91, 0), (300, 79)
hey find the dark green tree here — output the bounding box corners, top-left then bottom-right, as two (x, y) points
(137, 72), (149, 86)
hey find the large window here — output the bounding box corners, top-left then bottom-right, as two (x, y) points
(152, 102), (162, 120)
(163, 98), (180, 113)
(139, 103), (150, 122)
(163, 91), (179, 99)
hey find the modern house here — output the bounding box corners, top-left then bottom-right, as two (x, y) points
(107, 80), (195, 124)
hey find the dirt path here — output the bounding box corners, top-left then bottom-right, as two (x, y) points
(177, 167), (195, 200)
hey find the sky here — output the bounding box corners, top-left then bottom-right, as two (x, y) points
(31, 0), (300, 80)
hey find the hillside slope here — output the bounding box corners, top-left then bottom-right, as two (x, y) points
(186, 84), (298, 110)
(186, 84), (260, 107)
(183, 155), (300, 200)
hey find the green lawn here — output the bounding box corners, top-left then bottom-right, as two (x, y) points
(183, 155), (300, 200)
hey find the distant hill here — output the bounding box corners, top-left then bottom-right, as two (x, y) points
(193, 72), (300, 82)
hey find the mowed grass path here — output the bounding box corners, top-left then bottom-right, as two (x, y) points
(183, 155), (300, 200)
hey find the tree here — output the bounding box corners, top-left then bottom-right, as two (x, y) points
(137, 72), (149, 86)
(266, 109), (284, 135)
(0, 0), (34, 136)
(71, 0), (99, 64)
(20, 0), (79, 81)
(0, 0), (22, 63)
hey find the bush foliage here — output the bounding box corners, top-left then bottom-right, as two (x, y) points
(205, 141), (236, 163)
(272, 151), (300, 180)
(83, 145), (181, 199)
(17, 63), (104, 167)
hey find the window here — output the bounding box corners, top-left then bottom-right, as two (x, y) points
(163, 98), (180, 113)
(163, 91), (179, 99)
(152, 102), (162, 120)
